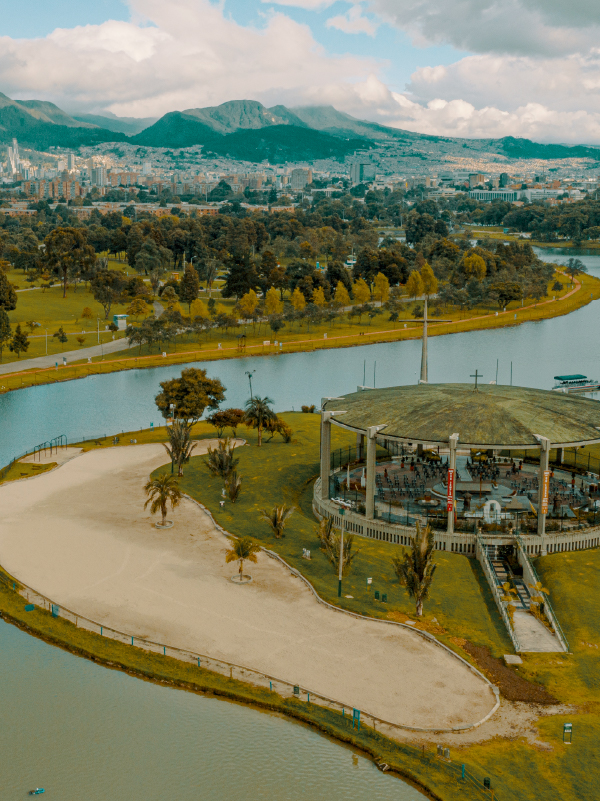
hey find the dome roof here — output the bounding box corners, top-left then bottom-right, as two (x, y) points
(323, 384), (600, 448)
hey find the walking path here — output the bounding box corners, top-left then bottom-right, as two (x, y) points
(0, 337), (131, 376)
(512, 610), (563, 652)
(0, 443), (497, 731)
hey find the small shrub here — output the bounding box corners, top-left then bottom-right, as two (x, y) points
(301, 405), (316, 413)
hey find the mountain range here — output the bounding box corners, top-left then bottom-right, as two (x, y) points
(1, 93), (600, 164)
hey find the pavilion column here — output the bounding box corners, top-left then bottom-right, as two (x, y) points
(536, 436), (551, 555)
(320, 411), (333, 501)
(556, 447), (563, 465)
(365, 426), (380, 521)
(356, 432), (365, 460)
(446, 433), (459, 536)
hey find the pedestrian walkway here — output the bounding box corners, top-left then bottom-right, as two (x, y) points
(512, 609), (563, 652)
(0, 336), (132, 376)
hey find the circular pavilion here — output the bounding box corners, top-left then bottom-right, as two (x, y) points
(315, 384), (600, 556)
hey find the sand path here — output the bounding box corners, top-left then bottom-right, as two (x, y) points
(0, 443), (497, 730)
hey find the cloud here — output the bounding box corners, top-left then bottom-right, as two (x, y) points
(0, 0), (380, 117)
(369, 0), (600, 57)
(260, 0), (335, 9)
(379, 94), (600, 142)
(326, 5), (378, 35)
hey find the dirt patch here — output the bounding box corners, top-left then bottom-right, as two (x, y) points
(459, 641), (557, 704)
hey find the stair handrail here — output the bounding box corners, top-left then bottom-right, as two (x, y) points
(514, 533), (569, 652)
(475, 533), (521, 652)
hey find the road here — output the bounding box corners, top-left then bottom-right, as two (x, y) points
(0, 336), (133, 375)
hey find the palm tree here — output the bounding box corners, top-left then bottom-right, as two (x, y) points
(225, 537), (261, 581)
(259, 504), (294, 538)
(205, 438), (239, 478)
(392, 522), (437, 616)
(163, 419), (197, 476)
(317, 518), (360, 575)
(144, 472), (182, 526)
(225, 470), (242, 503)
(244, 395), (276, 447)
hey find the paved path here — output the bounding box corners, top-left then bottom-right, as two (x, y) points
(512, 610), (564, 652)
(0, 443), (497, 730)
(0, 337), (132, 375)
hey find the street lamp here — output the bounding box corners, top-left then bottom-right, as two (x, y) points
(245, 369), (255, 399)
(169, 403), (176, 473)
(338, 508), (345, 598)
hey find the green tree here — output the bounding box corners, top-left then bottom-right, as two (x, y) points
(53, 326), (68, 350)
(244, 395), (276, 447)
(91, 269), (126, 319)
(43, 227), (95, 298)
(0, 309), (12, 362)
(179, 264), (200, 312)
(565, 257), (588, 283)
(163, 419), (198, 476)
(225, 536), (261, 580)
(143, 472), (182, 526)
(0, 271), (17, 311)
(258, 504), (295, 538)
(392, 523), (436, 617)
(156, 367), (226, 423)
(9, 324), (29, 358)
(406, 270), (424, 299)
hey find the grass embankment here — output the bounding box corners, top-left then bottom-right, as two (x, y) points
(0, 460), (56, 483)
(3, 413), (599, 800)
(1, 269), (596, 395)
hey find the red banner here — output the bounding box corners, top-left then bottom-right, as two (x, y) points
(447, 468), (455, 512)
(541, 470), (550, 515)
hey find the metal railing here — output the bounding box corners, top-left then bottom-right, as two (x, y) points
(475, 534), (521, 653)
(514, 533), (570, 652)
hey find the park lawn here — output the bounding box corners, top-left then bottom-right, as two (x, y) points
(1, 283), (128, 365)
(176, 412), (512, 655)
(0, 460), (56, 483)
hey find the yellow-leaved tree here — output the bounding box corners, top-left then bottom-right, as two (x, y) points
(462, 253), (487, 281)
(313, 286), (326, 307)
(353, 278), (370, 304)
(334, 281), (351, 307)
(238, 289), (259, 319)
(406, 270), (424, 299)
(264, 287), (283, 315)
(291, 286), (306, 312)
(420, 262), (438, 298)
(190, 298), (209, 319)
(373, 272), (390, 303)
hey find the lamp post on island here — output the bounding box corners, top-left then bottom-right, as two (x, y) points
(338, 507), (345, 598)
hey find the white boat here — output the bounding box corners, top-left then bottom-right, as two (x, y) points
(552, 374), (600, 393)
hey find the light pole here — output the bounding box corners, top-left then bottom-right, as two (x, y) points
(338, 508), (345, 597)
(245, 370), (255, 399)
(169, 403), (175, 473)
(45, 329), (48, 356)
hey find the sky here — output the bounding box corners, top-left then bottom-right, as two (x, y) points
(2, 0), (600, 142)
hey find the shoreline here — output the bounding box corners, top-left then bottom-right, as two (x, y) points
(0, 270), (596, 396)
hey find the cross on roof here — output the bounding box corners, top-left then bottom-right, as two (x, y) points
(470, 369), (483, 391)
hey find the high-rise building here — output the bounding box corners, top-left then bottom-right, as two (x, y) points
(7, 138), (19, 176)
(499, 172), (510, 187)
(350, 162), (376, 184)
(67, 153), (75, 170)
(468, 173), (485, 188)
(91, 166), (107, 186)
(290, 168), (312, 191)
(142, 161), (152, 176)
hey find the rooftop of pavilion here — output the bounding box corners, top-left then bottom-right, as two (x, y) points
(323, 384), (600, 449)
